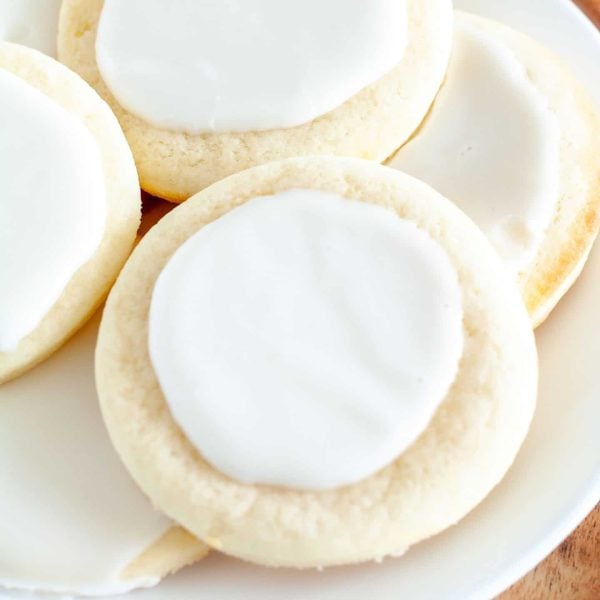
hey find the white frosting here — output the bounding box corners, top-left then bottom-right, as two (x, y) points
(95, 0), (407, 133)
(149, 190), (464, 491)
(0, 68), (106, 352)
(389, 18), (560, 272)
(0, 0), (62, 56)
(0, 316), (171, 595)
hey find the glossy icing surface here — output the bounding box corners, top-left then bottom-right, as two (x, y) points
(390, 16), (560, 271)
(0, 317), (171, 594)
(0, 0), (62, 56)
(96, 0), (407, 132)
(0, 68), (106, 352)
(149, 190), (464, 490)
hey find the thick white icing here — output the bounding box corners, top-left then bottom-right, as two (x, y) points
(389, 17), (560, 272)
(0, 68), (106, 352)
(0, 315), (171, 595)
(95, 0), (407, 133)
(149, 190), (464, 491)
(0, 0), (62, 57)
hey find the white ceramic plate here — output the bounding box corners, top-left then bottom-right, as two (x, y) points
(3, 1), (600, 599)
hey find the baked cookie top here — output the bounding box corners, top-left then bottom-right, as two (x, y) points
(0, 42), (140, 383)
(96, 157), (537, 568)
(389, 12), (600, 326)
(58, 0), (453, 201)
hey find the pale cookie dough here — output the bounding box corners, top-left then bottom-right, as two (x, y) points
(0, 315), (208, 595)
(0, 42), (140, 383)
(96, 157), (538, 568)
(58, 0), (453, 202)
(389, 12), (600, 327)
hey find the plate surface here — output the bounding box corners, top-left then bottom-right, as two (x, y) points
(4, 1), (600, 599)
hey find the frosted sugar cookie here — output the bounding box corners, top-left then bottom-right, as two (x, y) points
(0, 315), (208, 596)
(0, 0), (62, 56)
(0, 42), (140, 383)
(58, 0), (453, 201)
(96, 157), (537, 568)
(389, 12), (600, 326)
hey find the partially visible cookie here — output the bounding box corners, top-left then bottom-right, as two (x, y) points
(58, 0), (453, 201)
(389, 12), (600, 326)
(96, 157), (537, 568)
(0, 42), (140, 383)
(0, 315), (207, 595)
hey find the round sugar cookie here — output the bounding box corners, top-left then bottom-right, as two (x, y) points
(0, 42), (140, 383)
(96, 157), (538, 568)
(57, 0), (453, 202)
(389, 12), (600, 327)
(0, 314), (208, 596)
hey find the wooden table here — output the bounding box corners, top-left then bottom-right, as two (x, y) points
(499, 505), (599, 599)
(499, 3), (600, 597)
(574, 0), (600, 25)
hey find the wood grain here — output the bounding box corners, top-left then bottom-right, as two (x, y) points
(498, 505), (599, 599)
(499, 7), (600, 598)
(574, 0), (600, 25)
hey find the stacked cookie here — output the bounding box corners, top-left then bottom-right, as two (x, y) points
(0, 0), (599, 595)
